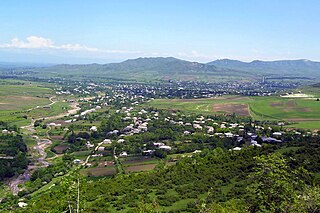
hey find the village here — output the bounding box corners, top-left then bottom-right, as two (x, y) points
(50, 76), (303, 101)
(36, 81), (318, 178)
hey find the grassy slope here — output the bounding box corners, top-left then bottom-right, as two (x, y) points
(0, 83), (53, 126)
(0, 81), (71, 127)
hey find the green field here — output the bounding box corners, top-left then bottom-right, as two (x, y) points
(0, 81), (71, 126)
(146, 95), (320, 129)
(0, 82), (53, 126)
(147, 96), (252, 115)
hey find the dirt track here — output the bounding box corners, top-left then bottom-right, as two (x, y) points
(7, 98), (80, 195)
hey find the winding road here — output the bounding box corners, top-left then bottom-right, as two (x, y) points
(7, 97), (81, 195)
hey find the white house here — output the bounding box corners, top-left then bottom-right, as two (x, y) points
(18, 202), (28, 208)
(273, 132), (282, 136)
(119, 151), (128, 157)
(98, 146), (105, 151)
(184, 130), (191, 135)
(103, 139), (112, 144)
(159, 145), (172, 151)
(225, 132), (234, 138)
(90, 126), (98, 132)
(153, 142), (165, 147)
(2, 129), (9, 134)
(232, 147), (242, 151)
(117, 139), (125, 143)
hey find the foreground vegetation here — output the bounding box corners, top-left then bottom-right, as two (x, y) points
(0, 127), (28, 180)
(6, 139), (320, 212)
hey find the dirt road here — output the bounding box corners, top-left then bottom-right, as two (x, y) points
(7, 99), (81, 195)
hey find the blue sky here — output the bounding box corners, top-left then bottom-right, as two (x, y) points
(0, 0), (319, 63)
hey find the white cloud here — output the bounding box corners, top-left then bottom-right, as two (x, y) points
(0, 36), (139, 54)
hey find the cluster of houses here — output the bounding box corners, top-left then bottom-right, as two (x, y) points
(54, 80), (318, 168)
(1, 129), (16, 134)
(110, 79), (303, 99)
(78, 102), (320, 165)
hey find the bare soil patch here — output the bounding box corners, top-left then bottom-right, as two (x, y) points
(270, 102), (283, 107)
(287, 100), (297, 107)
(213, 103), (250, 116)
(124, 164), (157, 173)
(297, 107), (312, 112)
(53, 144), (69, 154)
(18, 96), (43, 101)
(121, 156), (155, 165)
(168, 96), (251, 103)
(82, 167), (117, 177)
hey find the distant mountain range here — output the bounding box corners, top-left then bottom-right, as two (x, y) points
(34, 57), (251, 81)
(207, 59), (320, 77)
(52, 57), (226, 74)
(1, 57), (320, 82)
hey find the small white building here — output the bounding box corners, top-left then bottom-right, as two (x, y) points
(18, 202), (28, 208)
(2, 129), (9, 134)
(207, 126), (214, 133)
(225, 132), (234, 138)
(153, 142), (165, 147)
(117, 139), (125, 143)
(143, 150), (154, 155)
(103, 139), (112, 144)
(90, 126), (98, 132)
(184, 130), (191, 135)
(232, 147), (242, 151)
(159, 145), (172, 151)
(119, 151), (128, 157)
(273, 132), (282, 136)
(98, 146), (105, 151)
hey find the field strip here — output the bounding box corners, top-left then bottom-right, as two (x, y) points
(287, 118), (320, 122)
(249, 106), (279, 120)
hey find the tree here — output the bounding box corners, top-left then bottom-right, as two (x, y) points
(247, 153), (307, 212)
(154, 149), (167, 159)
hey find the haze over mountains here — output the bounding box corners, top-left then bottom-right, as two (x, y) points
(2, 57), (320, 82)
(208, 59), (320, 77)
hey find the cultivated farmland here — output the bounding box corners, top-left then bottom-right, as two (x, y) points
(146, 95), (320, 129)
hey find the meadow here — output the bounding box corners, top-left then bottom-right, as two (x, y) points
(146, 95), (320, 129)
(0, 81), (70, 127)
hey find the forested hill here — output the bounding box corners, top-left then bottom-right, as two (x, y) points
(208, 59), (320, 78)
